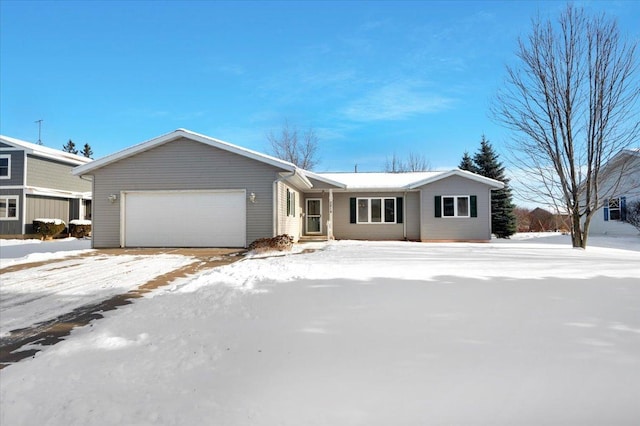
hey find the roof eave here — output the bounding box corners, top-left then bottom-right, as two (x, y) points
(73, 129), (298, 176)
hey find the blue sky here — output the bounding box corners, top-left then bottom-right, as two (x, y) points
(1, 1), (639, 182)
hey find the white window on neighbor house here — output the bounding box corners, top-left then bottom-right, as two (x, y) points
(0, 196), (18, 220)
(357, 197), (396, 224)
(286, 188), (296, 217)
(608, 198), (621, 221)
(0, 155), (10, 179)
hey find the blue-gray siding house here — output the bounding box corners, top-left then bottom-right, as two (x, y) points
(0, 136), (92, 236)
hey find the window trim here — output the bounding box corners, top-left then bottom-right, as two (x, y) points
(442, 195), (471, 218)
(0, 195), (19, 220)
(356, 197), (397, 224)
(0, 155), (10, 180)
(608, 197), (621, 221)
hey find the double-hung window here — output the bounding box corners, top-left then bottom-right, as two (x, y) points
(357, 197), (396, 224)
(0, 155), (10, 179)
(0, 196), (18, 220)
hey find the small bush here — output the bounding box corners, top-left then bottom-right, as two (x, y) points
(69, 220), (92, 238)
(248, 234), (294, 253)
(33, 219), (66, 240)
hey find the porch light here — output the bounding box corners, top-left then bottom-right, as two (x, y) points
(249, 192), (256, 203)
(108, 194), (117, 203)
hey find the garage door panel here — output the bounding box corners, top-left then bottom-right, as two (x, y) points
(124, 190), (246, 247)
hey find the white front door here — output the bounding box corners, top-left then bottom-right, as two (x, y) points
(306, 198), (322, 234)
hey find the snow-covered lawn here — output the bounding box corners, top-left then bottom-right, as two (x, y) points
(1, 234), (640, 425)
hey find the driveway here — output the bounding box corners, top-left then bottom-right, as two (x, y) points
(0, 246), (244, 367)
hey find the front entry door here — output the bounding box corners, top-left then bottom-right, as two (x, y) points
(306, 198), (322, 234)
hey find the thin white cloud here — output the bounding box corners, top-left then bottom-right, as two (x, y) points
(342, 81), (455, 122)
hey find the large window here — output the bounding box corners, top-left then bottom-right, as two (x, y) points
(0, 155), (10, 179)
(435, 195), (476, 218)
(442, 195), (469, 217)
(0, 196), (18, 220)
(357, 197), (396, 224)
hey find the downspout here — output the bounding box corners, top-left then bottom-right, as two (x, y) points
(273, 171), (296, 237)
(403, 191), (407, 240)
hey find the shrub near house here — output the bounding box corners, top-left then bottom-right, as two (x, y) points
(33, 219), (66, 240)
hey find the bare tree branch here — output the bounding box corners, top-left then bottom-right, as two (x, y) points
(267, 120), (319, 170)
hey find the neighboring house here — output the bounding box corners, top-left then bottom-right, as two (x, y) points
(587, 148), (640, 236)
(72, 129), (504, 248)
(0, 136), (93, 236)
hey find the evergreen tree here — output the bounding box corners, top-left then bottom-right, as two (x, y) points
(459, 151), (476, 172)
(471, 136), (517, 238)
(82, 143), (93, 159)
(62, 139), (78, 155)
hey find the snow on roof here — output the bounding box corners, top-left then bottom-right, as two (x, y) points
(314, 170), (504, 190)
(316, 171), (442, 190)
(0, 135), (92, 165)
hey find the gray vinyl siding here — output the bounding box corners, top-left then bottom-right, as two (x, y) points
(0, 188), (23, 235)
(419, 175), (493, 241)
(332, 192), (412, 240)
(0, 150), (25, 185)
(25, 195), (71, 233)
(26, 155), (91, 193)
(87, 137), (286, 248)
(405, 192), (421, 240)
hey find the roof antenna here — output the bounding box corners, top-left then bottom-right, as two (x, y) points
(34, 119), (43, 145)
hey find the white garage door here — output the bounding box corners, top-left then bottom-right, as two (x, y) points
(123, 190), (246, 247)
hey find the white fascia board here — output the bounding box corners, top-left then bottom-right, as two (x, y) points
(73, 128), (297, 176)
(408, 169), (504, 190)
(302, 170), (347, 189)
(279, 169), (313, 190)
(25, 186), (88, 199)
(1, 135), (91, 166)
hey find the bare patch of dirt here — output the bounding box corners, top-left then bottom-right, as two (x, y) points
(0, 248), (244, 369)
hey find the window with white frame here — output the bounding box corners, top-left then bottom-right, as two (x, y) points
(286, 188), (296, 217)
(357, 197), (396, 224)
(442, 195), (470, 217)
(0, 196), (18, 220)
(0, 155), (10, 179)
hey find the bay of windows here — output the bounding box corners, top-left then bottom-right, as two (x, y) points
(357, 197), (396, 224)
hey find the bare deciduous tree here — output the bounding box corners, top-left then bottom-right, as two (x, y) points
(267, 120), (319, 170)
(493, 4), (640, 248)
(385, 152), (431, 173)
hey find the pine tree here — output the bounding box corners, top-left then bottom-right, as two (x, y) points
(62, 139), (78, 155)
(82, 143), (93, 159)
(459, 151), (476, 172)
(471, 136), (517, 238)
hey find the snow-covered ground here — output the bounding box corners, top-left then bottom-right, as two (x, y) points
(1, 233), (640, 425)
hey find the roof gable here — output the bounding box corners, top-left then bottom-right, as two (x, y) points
(0, 135), (92, 166)
(73, 129), (299, 176)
